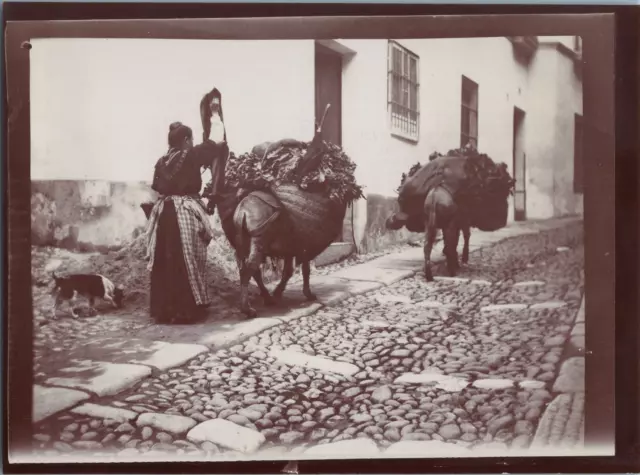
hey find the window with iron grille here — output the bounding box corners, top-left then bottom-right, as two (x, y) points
(574, 114), (584, 193)
(387, 41), (420, 141)
(460, 76), (479, 148)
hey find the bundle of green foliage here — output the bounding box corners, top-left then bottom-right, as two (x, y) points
(396, 144), (515, 202)
(205, 141), (364, 207)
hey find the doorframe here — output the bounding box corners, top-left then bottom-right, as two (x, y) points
(313, 41), (353, 249)
(513, 106), (527, 222)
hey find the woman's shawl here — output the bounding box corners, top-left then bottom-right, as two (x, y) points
(152, 148), (188, 195)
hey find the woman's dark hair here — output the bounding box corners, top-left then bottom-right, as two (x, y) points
(168, 121), (193, 148)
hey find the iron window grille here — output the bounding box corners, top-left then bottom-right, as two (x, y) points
(387, 40), (420, 141)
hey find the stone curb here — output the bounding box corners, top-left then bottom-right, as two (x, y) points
(530, 295), (585, 450)
(33, 217), (582, 425)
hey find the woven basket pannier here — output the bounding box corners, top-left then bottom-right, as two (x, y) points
(272, 184), (347, 259)
(472, 196), (509, 232)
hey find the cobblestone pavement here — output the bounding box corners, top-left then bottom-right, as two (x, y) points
(31, 221), (584, 461)
(31, 238), (426, 384)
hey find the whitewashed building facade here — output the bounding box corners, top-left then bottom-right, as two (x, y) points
(31, 36), (584, 255)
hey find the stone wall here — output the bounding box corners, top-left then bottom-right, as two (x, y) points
(31, 180), (156, 251)
(360, 194), (423, 253)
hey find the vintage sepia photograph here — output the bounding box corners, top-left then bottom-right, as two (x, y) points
(8, 13), (616, 466)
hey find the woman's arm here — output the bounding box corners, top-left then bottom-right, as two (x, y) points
(190, 140), (218, 168)
(190, 140), (228, 199)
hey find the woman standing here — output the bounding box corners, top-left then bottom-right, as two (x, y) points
(145, 122), (227, 324)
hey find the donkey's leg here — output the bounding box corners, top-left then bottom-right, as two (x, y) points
(301, 260), (317, 301)
(253, 269), (276, 306)
(239, 263), (256, 318)
(443, 223), (461, 276)
(461, 224), (471, 264)
(272, 256), (295, 301)
(423, 226), (437, 282)
(239, 237), (265, 318)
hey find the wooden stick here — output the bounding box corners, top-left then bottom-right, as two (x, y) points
(317, 103), (331, 132)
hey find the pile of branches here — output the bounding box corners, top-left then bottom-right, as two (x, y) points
(397, 161), (423, 193)
(205, 141), (364, 206)
(397, 145), (515, 202)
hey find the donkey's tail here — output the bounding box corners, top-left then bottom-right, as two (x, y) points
(425, 189), (438, 231)
(235, 213), (249, 267)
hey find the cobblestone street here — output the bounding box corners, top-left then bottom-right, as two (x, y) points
(30, 219), (585, 461)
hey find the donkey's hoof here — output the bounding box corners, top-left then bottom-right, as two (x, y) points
(304, 291), (317, 301)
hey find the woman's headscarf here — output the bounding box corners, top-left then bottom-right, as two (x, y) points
(168, 121), (192, 148)
(200, 87), (227, 142)
(152, 122), (192, 194)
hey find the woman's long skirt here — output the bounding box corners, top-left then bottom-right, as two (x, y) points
(150, 200), (206, 323)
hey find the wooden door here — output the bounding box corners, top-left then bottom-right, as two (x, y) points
(315, 44), (342, 146)
(315, 43), (350, 244)
(513, 107), (526, 221)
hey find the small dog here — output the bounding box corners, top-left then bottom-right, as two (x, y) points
(51, 272), (124, 318)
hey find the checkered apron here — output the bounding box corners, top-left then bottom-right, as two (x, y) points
(146, 195), (215, 306)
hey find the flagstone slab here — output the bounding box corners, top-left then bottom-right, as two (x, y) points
(33, 385), (90, 423)
(70, 403), (138, 422)
(514, 280), (546, 287)
(375, 293), (413, 305)
(330, 263), (415, 286)
(361, 320), (391, 329)
(415, 300), (446, 308)
(518, 380), (547, 390)
(473, 379), (515, 390)
(200, 318), (283, 348)
(434, 276), (470, 284)
(137, 412), (197, 435)
(553, 357), (584, 393)
(394, 373), (468, 390)
(270, 348), (359, 377)
(470, 279), (493, 286)
(373, 247), (437, 271)
(530, 301), (567, 310)
(481, 303), (528, 312)
(45, 361), (152, 397)
(187, 419), (266, 454)
(129, 341), (209, 371)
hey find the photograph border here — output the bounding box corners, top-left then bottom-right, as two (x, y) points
(3, 3), (635, 473)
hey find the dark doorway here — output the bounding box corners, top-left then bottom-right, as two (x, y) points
(315, 44), (342, 146)
(315, 43), (350, 245)
(513, 107), (526, 221)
